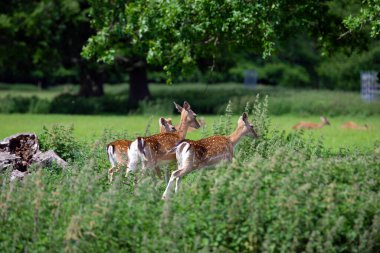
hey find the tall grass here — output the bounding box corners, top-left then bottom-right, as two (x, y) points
(1, 98), (380, 252)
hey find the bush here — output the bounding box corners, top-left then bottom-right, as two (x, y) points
(38, 124), (82, 161)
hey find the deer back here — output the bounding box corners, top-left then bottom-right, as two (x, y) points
(107, 140), (132, 166)
(178, 136), (233, 169)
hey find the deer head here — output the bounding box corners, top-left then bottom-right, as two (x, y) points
(174, 101), (200, 129)
(240, 112), (258, 138)
(159, 118), (176, 133)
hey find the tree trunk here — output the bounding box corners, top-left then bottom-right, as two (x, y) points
(78, 61), (104, 97)
(128, 63), (151, 108)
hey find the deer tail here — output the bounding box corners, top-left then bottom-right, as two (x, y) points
(137, 137), (146, 157)
(107, 144), (116, 167)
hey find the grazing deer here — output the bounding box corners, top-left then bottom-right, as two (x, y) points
(107, 117), (176, 182)
(161, 112), (258, 199)
(127, 101), (200, 175)
(292, 116), (330, 130)
(340, 121), (368, 130)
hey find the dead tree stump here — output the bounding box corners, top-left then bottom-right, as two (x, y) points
(0, 133), (67, 180)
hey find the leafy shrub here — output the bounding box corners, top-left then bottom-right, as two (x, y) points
(28, 97), (50, 114)
(38, 124), (82, 161)
(49, 94), (104, 114)
(318, 43), (380, 90)
(258, 63), (310, 87)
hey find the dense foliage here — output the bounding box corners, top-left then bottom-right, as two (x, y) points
(1, 99), (380, 252)
(83, 0), (344, 81)
(1, 0), (379, 93)
(344, 0), (380, 38)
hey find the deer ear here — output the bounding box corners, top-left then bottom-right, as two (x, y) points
(174, 102), (183, 113)
(159, 117), (166, 126)
(183, 101), (190, 110)
(167, 118), (173, 124)
(242, 112), (248, 121)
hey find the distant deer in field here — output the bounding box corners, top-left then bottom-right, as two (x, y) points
(107, 117), (176, 182)
(292, 116), (330, 130)
(127, 101), (200, 175)
(340, 121), (368, 130)
(161, 112), (258, 199)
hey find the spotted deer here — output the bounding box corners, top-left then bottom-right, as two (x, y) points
(127, 101), (200, 175)
(292, 116), (330, 130)
(176, 117), (206, 133)
(107, 117), (176, 182)
(161, 112), (258, 199)
(340, 121), (368, 130)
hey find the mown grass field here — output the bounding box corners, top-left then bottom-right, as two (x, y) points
(1, 113), (379, 152)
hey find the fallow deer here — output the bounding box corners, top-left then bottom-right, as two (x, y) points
(292, 116), (330, 130)
(340, 121), (368, 130)
(107, 117), (176, 182)
(161, 112), (258, 199)
(175, 117), (206, 133)
(127, 101), (200, 175)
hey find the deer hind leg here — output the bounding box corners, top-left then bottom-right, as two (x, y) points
(175, 177), (182, 193)
(162, 165), (192, 199)
(162, 169), (182, 200)
(154, 166), (162, 179)
(108, 167), (115, 182)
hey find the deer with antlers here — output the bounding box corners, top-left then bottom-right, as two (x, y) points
(340, 121), (368, 130)
(127, 101), (200, 175)
(292, 116), (330, 130)
(161, 112), (258, 199)
(107, 117), (176, 182)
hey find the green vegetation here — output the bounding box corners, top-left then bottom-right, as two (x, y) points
(1, 99), (380, 252)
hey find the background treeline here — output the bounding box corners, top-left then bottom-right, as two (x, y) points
(2, 84), (380, 116)
(0, 0), (379, 93)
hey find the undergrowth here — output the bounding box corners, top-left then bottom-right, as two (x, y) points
(1, 98), (380, 252)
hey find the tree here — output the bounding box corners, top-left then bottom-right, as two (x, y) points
(84, 0), (369, 98)
(0, 0), (104, 96)
(344, 0), (380, 38)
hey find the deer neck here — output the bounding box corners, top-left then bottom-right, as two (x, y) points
(228, 126), (245, 147)
(176, 121), (190, 140)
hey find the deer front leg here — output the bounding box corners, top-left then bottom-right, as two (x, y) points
(162, 165), (192, 199)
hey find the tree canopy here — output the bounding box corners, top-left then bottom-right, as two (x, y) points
(83, 0), (346, 83)
(344, 0), (380, 38)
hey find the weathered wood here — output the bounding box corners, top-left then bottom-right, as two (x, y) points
(0, 153), (21, 171)
(31, 150), (68, 168)
(10, 170), (28, 182)
(0, 133), (67, 180)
